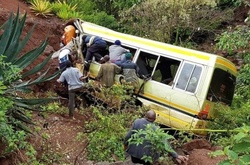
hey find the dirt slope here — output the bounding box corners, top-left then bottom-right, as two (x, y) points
(0, 0), (64, 92)
(0, 0), (227, 165)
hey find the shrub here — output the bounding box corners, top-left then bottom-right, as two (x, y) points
(51, 0), (79, 20)
(84, 106), (144, 162)
(215, 25), (250, 56)
(210, 125), (250, 165)
(119, 0), (221, 45)
(81, 11), (118, 29)
(56, 8), (81, 20)
(128, 124), (175, 164)
(30, 0), (53, 17)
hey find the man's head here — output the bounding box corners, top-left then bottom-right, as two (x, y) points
(125, 53), (132, 60)
(220, 84), (226, 93)
(114, 40), (121, 45)
(103, 55), (110, 62)
(65, 60), (72, 68)
(70, 50), (77, 56)
(145, 110), (156, 122)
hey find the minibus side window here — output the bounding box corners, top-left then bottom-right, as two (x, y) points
(136, 51), (158, 78)
(176, 63), (202, 93)
(152, 56), (180, 85)
(186, 66), (202, 92)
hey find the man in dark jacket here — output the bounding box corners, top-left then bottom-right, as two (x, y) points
(82, 35), (107, 66)
(120, 53), (139, 88)
(124, 110), (188, 165)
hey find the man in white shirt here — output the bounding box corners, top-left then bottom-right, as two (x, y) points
(58, 48), (71, 71)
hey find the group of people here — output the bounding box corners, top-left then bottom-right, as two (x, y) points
(96, 48), (139, 88)
(81, 36), (140, 88)
(56, 37), (140, 116)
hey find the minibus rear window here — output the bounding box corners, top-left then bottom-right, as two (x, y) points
(206, 68), (236, 105)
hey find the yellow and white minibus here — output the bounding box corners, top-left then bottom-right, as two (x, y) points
(61, 19), (237, 134)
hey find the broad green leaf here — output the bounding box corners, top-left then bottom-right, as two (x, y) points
(0, 12), (15, 55)
(11, 109), (33, 124)
(4, 13), (27, 62)
(211, 150), (225, 157)
(218, 160), (233, 165)
(232, 142), (250, 153)
(234, 132), (247, 142)
(14, 97), (59, 106)
(226, 150), (238, 161)
(239, 155), (250, 165)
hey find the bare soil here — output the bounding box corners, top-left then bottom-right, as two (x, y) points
(0, 0), (246, 164)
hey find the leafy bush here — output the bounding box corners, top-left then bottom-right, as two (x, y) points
(217, 0), (250, 9)
(233, 63), (250, 107)
(119, 0), (221, 44)
(40, 101), (66, 115)
(0, 58), (28, 156)
(207, 100), (250, 149)
(128, 124), (175, 164)
(51, 0), (76, 13)
(50, 0), (81, 20)
(210, 125), (250, 165)
(208, 103), (250, 131)
(215, 25), (250, 56)
(69, 0), (96, 15)
(84, 106), (144, 162)
(91, 0), (141, 16)
(81, 11), (118, 29)
(56, 8), (81, 20)
(0, 56), (21, 84)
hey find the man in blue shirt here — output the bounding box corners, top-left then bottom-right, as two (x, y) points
(57, 61), (89, 118)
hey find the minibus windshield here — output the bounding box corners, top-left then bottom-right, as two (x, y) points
(207, 68), (236, 105)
